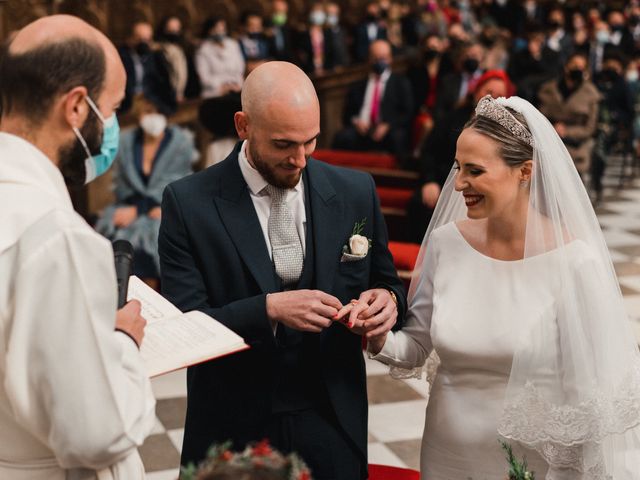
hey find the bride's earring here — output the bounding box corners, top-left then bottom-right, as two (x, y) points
(520, 179), (530, 188)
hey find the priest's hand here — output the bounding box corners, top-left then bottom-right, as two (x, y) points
(266, 290), (342, 333)
(115, 300), (147, 348)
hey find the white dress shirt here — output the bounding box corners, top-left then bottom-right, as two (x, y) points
(238, 140), (306, 258)
(357, 69), (391, 126)
(0, 133), (156, 480)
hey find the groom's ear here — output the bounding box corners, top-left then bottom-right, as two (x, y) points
(234, 111), (249, 140)
(520, 160), (533, 182)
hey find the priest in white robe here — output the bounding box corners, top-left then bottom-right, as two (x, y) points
(0, 15), (156, 480)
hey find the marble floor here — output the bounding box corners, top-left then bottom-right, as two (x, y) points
(141, 170), (640, 479)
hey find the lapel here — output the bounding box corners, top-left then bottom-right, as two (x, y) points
(212, 147), (277, 293)
(305, 160), (344, 293)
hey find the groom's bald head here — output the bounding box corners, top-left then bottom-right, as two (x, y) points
(234, 62), (320, 189)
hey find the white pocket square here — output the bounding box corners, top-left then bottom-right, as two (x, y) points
(340, 252), (367, 263)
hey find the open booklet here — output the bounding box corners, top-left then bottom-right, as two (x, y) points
(126, 276), (249, 377)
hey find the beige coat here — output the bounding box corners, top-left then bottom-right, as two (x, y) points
(538, 79), (601, 173)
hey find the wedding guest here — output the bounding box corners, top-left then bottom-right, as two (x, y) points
(159, 61), (405, 479)
(96, 93), (196, 288)
(545, 6), (573, 66)
(154, 16), (188, 102)
(324, 2), (350, 69)
(332, 40), (413, 160)
(507, 28), (559, 103)
(571, 11), (590, 54)
(591, 52), (634, 201)
(118, 20), (154, 112)
(354, 2), (388, 62)
(195, 17), (245, 99)
(155, 15), (201, 102)
(267, 0), (295, 62)
(238, 11), (271, 72)
(433, 41), (485, 122)
(297, 2), (330, 75)
(407, 34), (446, 155)
(590, 20), (612, 74)
(386, 2), (406, 54)
(368, 94), (640, 478)
(537, 52), (600, 176)
(607, 10), (635, 57)
(118, 20), (176, 114)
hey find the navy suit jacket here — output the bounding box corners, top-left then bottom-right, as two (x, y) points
(159, 144), (406, 466)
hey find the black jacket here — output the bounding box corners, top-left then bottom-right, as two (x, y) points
(342, 73), (414, 130)
(159, 145), (406, 467)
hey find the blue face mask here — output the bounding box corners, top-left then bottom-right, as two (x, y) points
(72, 96), (120, 184)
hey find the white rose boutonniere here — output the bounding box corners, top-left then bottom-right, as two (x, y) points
(349, 234), (369, 256)
(341, 218), (372, 262)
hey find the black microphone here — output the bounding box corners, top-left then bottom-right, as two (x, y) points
(113, 240), (134, 309)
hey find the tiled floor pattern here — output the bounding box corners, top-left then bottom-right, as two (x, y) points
(142, 174), (640, 479)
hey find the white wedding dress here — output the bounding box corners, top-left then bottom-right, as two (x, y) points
(372, 222), (600, 479)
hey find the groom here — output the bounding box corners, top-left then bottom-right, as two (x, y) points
(158, 61), (406, 479)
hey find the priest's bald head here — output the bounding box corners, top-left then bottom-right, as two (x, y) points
(234, 61), (320, 189)
(0, 15), (125, 186)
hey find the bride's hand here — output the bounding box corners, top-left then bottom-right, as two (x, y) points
(367, 334), (387, 355)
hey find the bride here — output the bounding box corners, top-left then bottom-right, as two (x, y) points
(365, 95), (640, 479)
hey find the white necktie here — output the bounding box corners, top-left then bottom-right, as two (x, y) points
(265, 184), (303, 287)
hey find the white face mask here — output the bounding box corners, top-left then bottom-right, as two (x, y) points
(140, 113), (167, 137)
(627, 70), (639, 83)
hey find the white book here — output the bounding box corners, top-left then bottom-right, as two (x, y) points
(126, 276), (248, 377)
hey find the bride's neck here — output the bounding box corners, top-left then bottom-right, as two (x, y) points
(486, 201), (529, 249)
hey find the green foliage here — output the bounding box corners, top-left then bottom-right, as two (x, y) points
(351, 218), (367, 236)
(500, 440), (535, 480)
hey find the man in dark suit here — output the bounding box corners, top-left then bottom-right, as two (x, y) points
(332, 40), (413, 161)
(354, 1), (388, 62)
(267, 0), (295, 62)
(118, 21), (176, 115)
(433, 41), (485, 122)
(159, 61), (406, 480)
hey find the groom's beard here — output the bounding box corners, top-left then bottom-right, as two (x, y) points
(59, 113), (103, 187)
(249, 141), (305, 190)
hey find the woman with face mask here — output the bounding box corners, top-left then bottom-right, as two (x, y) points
(296, 3), (329, 74)
(195, 17), (246, 99)
(95, 94), (197, 288)
(537, 52), (601, 179)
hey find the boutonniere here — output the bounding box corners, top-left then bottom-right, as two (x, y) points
(342, 218), (372, 260)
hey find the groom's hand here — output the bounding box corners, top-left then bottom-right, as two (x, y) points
(334, 288), (397, 338)
(266, 290), (343, 333)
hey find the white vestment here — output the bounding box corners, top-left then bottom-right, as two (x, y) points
(0, 132), (156, 479)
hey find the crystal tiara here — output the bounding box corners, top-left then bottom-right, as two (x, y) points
(475, 95), (534, 147)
